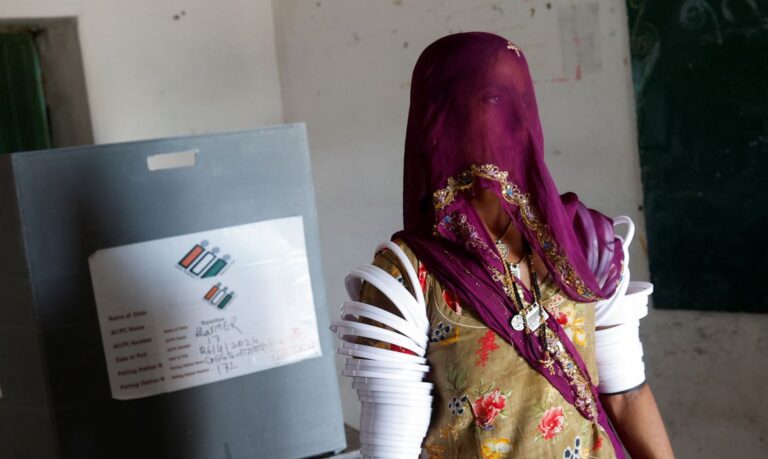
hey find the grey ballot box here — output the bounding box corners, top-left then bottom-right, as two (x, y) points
(0, 125), (346, 458)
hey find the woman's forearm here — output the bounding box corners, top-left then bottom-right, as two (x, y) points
(599, 383), (675, 459)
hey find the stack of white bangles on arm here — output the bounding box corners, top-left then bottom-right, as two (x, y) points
(330, 241), (432, 459)
(594, 216), (652, 395)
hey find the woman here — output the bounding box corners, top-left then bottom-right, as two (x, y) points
(354, 32), (674, 458)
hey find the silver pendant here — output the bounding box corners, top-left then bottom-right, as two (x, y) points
(510, 314), (524, 331)
(508, 262), (520, 278)
(525, 302), (549, 332)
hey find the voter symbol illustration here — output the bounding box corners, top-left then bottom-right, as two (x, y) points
(177, 240), (233, 278)
(203, 283), (236, 309)
(177, 240), (236, 308)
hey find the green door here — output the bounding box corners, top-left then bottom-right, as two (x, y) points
(626, 2), (768, 312)
(0, 32), (51, 154)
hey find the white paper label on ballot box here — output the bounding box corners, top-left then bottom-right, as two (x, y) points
(88, 216), (322, 400)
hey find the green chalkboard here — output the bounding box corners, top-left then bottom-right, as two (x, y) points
(0, 32), (51, 155)
(626, 1), (768, 313)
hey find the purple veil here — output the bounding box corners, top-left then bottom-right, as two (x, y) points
(393, 32), (625, 454)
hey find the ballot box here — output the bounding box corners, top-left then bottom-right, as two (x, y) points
(0, 125), (346, 458)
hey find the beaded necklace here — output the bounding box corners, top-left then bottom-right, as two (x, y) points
(496, 236), (556, 373)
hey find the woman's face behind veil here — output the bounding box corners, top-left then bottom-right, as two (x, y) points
(437, 46), (543, 176)
(468, 62), (528, 164)
(402, 32), (623, 304)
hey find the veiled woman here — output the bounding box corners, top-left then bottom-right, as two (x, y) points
(356, 32), (674, 458)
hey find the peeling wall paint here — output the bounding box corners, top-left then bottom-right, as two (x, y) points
(558, 2), (602, 79)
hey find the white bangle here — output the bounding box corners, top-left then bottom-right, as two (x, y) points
(595, 319), (646, 393)
(330, 242), (432, 457)
(593, 216), (650, 394)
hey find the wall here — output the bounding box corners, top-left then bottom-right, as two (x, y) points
(1, 0), (765, 456)
(0, 0), (283, 144)
(274, 1), (767, 458)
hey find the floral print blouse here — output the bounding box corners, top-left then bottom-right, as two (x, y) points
(358, 240), (617, 459)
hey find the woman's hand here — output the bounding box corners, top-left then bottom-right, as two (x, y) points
(599, 383), (675, 459)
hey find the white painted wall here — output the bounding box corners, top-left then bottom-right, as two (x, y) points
(0, 0), (283, 143)
(2, 1), (765, 456)
(274, 1), (768, 458)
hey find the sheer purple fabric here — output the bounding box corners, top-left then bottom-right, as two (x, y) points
(393, 32), (626, 455)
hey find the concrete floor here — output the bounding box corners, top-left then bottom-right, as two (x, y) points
(641, 308), (768, 458)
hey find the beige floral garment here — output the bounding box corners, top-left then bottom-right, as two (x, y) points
(358, 240), (617, 459)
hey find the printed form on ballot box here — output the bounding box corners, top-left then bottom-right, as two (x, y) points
(88, 216), (322, 400)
